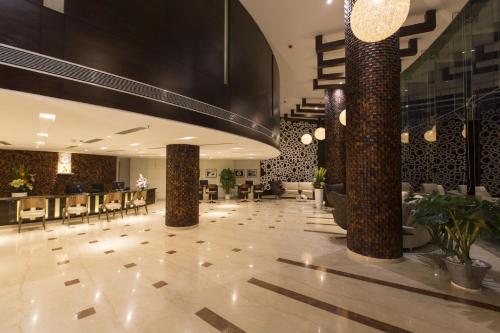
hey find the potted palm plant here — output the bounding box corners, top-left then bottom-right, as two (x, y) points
(312, 167), (327, 209)
(411, 194), (500, 290)
(219, 168), (236, 200)
(9, 164), (34, 197)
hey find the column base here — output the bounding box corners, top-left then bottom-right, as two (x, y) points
(165, 224), (199, 230)
(347, 249), (403, 264)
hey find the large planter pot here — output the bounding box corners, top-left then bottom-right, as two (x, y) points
(314, 188), (323, 209)
(444, 257), (491, 291)
(224, 194), (231, 200)
(11, 192), (28, 198)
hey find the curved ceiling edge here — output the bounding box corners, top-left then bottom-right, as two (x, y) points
(0, 43), (274, 140)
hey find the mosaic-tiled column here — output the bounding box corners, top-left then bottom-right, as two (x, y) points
(344, 0), (402, 260)
(165, 145), (199, 228)
(325, 88), (346, 186)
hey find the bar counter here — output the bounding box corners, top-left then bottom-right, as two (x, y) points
(0, 188), (156, 226)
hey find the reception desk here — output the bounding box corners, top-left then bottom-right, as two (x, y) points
(0, 188), (156, 226)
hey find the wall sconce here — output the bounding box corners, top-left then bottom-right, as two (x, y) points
(57, 152), (72, 174)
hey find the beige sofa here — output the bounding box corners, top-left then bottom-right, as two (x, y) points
(282, 182), (314, 199)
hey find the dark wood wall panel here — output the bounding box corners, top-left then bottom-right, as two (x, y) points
(0, 150), (116, 197)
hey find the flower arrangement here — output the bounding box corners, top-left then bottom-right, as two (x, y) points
(136, 174), (148, 190)
(312, 167), (327, 189)
(9, 164), (34, 193)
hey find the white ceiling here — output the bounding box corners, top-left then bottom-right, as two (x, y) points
(240, 0), (468, 113)
(0, 89), (280, 160)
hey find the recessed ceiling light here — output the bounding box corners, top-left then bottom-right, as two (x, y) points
(232, 147), (243, 150)
(100, 147), (108, 150)
(35, 141), (45, 145)
(200, 153), (207, 157)
(107, 135), (112, 138)
(39, 113), (56, 121)
(130, 143), (140, 146)
(326, 0), (333, 4)
(177, 136), (197, 141)
(248, 153), (256, 156)
(84, 149), (89, 152)
(36, 133), (48, 138)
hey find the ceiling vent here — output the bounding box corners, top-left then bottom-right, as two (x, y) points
(115, 126), (149, 135)
(0, 141), (12, 146)
(82, 138), (103, 144)
(65, 145), (78, 149)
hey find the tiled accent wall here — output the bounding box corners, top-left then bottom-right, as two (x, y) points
(260, 120), (319, 191)
(325, 88), (346, 185)
(345, 0), (402, 259)
(0, 149), (116, 197)
(165, 145), (199, 228)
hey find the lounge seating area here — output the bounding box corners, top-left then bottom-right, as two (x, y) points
(281, 182), (314, 199)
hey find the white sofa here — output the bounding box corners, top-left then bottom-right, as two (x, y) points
(282, 182), (314, 199)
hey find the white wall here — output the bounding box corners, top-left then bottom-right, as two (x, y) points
(129, 158), (261, 200)
(130, 158), (166, 200)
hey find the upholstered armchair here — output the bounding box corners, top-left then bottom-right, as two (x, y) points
(63, 194), (90, 225)
(18, 197), (46, 233)
(127, 191), (148, 215)
(99, 192), (123, 221)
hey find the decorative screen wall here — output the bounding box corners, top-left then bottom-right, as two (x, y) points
(260, 119), (319, 190)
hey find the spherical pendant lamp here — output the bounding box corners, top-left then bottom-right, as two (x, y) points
(424, 125), (437, 143)
(301, 133), (313, 145)
(339, 110), (347, 126)
(351, 0), (411, 43)
(462, 124), (467, 138)
(314, 127), (326, 141)
(401, 132), (409, 144)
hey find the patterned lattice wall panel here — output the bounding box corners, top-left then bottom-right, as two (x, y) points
(260, 120), (318, 191)
(480, 108), (500, 197)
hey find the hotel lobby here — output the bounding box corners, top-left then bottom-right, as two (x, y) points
(0, 0), (499, 332)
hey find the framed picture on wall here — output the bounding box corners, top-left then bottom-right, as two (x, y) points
(234, 169), (244, 177)
(205, 169), (217, 178)
(246, 169), (257, 178)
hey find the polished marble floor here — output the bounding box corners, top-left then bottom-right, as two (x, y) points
(0, 199), (499, 333)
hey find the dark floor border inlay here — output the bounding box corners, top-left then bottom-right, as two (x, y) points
(277, 258), (500, 313)
(303, 229), (345, 235)
(248, 278), (411, 333)
(305, 222), (337, 226)
(195, 307), (246, 333)
(306, 216), (334, 220)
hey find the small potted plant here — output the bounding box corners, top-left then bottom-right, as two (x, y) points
(312, 167), (327, 209)
(136, 174), (148, 190)
(219, 168), (236, 200)
(9, 164), (34, 197)
(411, 194), (500, 290)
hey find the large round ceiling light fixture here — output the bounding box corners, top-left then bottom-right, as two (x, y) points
(339, 110), (347, 126)
(351, 0), (411, 43)
(301, 133), (313, 145)
(424, 125), (437, 143)
(314, 127), (326, 141)
(401, 132), (409, 144)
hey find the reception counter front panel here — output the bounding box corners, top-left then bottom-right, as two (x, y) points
(0, 189), (156, 226)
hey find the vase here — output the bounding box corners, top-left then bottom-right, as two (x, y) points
(445, 257), (491, 291)
(12, 192), (28, 198)
(225, 194), (231, 200)
(314, 188), (323, 209)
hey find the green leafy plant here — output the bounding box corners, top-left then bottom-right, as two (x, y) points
(312, 167), (327, 189)
(411, 194), (500, 264)
(9, 164), (34, 193)
(219, 169), (236, 194)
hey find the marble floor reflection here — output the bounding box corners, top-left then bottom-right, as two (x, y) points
(0, 199), (499, 333)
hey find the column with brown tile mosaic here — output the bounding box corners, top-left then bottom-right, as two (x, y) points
(344, 0), (402, 259)
(165, 145), (199, 228)
(325, 88), (346, 186)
